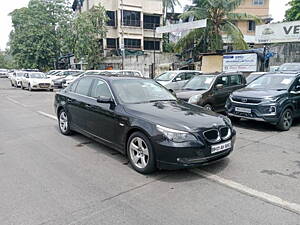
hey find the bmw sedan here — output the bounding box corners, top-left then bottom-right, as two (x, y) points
(54, 75), (236, 174)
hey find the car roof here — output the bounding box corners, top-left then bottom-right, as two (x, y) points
(162, 70), (203, 74)
(83, 74), (146, 81)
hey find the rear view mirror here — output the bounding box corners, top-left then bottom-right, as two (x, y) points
(216, 84), (224, 89)
(175, 77), (182, 82)
(97, 96), (114, 104)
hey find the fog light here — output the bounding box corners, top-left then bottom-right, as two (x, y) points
(269, 106), (276, 114)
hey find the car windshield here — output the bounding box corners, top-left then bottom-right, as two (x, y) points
(155, 72), (178, 81)
(246, 74), (263, 83)
(279, 64), (300, 72)
(67, 72), (83, 77)
(183, 75), (215, 91)
(111, 79), (177, 104)
(247, 74), (295, 90)
(16, 73), (24, 77)
(30, 73), (45, 78)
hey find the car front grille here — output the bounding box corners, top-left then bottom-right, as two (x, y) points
(39, 83), (50, 87)
(232, 96), (262, 104)
(203, 126), (231, 143)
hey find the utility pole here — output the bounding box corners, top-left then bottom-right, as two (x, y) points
(153, 24), (156, 79)
(121, 0), (125, 70)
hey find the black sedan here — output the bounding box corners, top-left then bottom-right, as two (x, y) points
(54, 75), (236, 174)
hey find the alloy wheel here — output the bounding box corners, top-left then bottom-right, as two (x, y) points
(204, 104), (213, 111)
(129, 137), (149, 169)
(283, 110), (292, 129)
(59, 111), (69, 133)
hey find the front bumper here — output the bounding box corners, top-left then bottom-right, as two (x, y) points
(31, 84), (53, 90)
(226, 100), (280, 124)
(153, 132), (236, 170)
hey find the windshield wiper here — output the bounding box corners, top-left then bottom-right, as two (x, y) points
(275, 89), (287, 91)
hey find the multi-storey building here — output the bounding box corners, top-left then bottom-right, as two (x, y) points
(234, 0), (271, 43)
(72, 0), (163, 55)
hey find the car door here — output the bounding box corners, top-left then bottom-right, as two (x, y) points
(212, 76), (231, 111)
(66, 77), (94, 132)
(87, 78), (117, 144)
(171, 73), (187, 90)
(291, 77), (300, 117)
(229, 74), (246, 92)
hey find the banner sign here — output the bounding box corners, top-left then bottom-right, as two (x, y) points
(223, 54), (258, 72)
(156, 19), (207, 34)
(256, 20), (300, 43)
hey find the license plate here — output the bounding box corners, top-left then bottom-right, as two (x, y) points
(211, 141), (232, 154)
(235, 107), (251, 114)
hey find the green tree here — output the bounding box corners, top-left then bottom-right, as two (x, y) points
(0, 51), (15, 69)
(285, 0), (300, 21)
(175, 0), (261, 54)
(73, 4), (108, 69)
(9, 0), (73, 71)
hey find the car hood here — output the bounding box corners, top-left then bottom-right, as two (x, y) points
(176, 90), (207, 100)
(233, 88), (286, 99)
(29, 78), (51, 83)
(124, 101), (227, 132)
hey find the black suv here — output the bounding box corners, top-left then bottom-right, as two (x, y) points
(176, 72), (246, 112)
(226, 72), (300, 131)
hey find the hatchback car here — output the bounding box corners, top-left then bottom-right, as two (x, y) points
(155, 71), (202, 92)
(0, 69), (8, 78)
(226, 72), (300, 131)
(54, 76), (236, 174)
(176, 72), (246, 112)
(21, 72), (53, 91)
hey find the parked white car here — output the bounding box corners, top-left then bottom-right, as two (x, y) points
(21, 72), (53, 91)
(10, 71), (26, 87)
(155, 70), (202, 92)
(0, 69), (8, 78)
(48, 70), (82, 81)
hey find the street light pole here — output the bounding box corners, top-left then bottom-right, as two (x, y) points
(153, 24), (156, 79)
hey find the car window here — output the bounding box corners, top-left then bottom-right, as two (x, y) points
(75, 77), (93, 96)
(185, 73), (196, 80)
(216, 76), (229, 87)
(90, 79), (112, 99)
(230, 75), (242, 86)
(69, 80), (79, 92)
(133, 72), (141, 77)
(176, 73), (186, 81)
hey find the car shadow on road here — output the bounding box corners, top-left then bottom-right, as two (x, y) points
(59, 127), (232, 182)
(232, 117), (300, 132)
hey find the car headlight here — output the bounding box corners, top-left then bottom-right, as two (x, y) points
(222, 116), (232, 127)
(188, 94), (202, 104)
(156, 125), (197, 143)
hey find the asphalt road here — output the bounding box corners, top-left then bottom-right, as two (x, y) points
(0, 78), (300, 225)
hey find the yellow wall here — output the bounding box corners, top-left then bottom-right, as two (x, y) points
(201, 55), (223, 73)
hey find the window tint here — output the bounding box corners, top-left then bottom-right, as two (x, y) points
(230, 75), (242, 86)
(216, 76), (229, 87)
(177, 73), (186, 81)
(69, 80), (79, 92)
(75, 77), (93, 96)
(91, 79), (112, 99)
(185, 73), (196, 80)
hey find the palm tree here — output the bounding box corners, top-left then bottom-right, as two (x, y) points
(162, 0), (181, 24)
(175, 0), (261, 53)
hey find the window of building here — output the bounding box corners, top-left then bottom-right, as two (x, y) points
(123, 10), (141, 27)
(124, 39), (141, 49)
(106, 11), (116, 27)
(253, 0), (264, 5)
(107, 38), (118, 49)
(144, 40), (160, 50)
(248, 21), (256, 32)
(143, 15), (160, 29)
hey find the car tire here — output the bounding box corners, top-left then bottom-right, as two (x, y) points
(11, 82), (14, 87)
(58, 109), (72, 135)
(277, 108), (293, 131)
(127, 132), (156, 174)
(204, 104), (213, 111)
(21, 83), (25, 90)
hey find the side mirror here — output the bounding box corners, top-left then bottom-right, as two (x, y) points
(216, 84), (224, 90)
(97, 96), (114, 104)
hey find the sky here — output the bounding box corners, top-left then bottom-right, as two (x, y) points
(0, 0), (291, 51)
